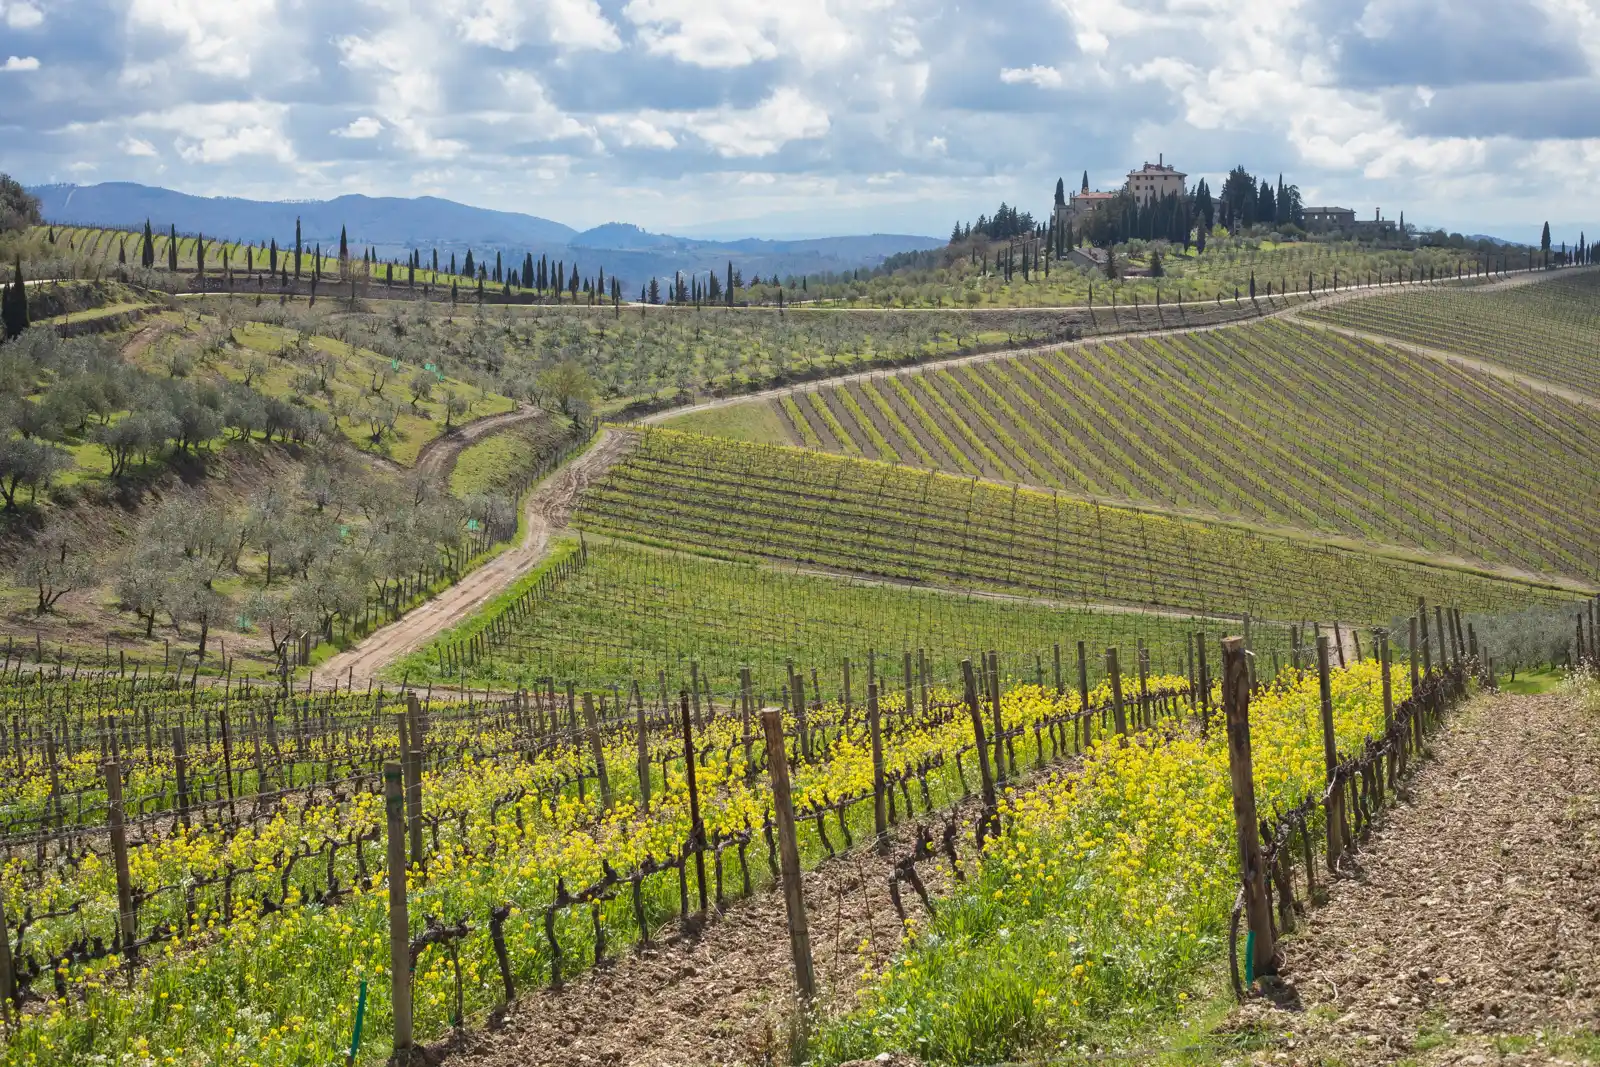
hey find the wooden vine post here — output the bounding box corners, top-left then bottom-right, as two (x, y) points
(962, 658), (999, 843)
(680, 694), (708, 916)
(1221, 636), (1276, 980)
(759, 708), (815, 1003)
(383, 761), (413, 1057)
(1106, 647), (1126, 735)
(868, 682), (888, 848)
(0, 892), (14, 1027)
(583, 693), (611, 810)
(636, 683), (653, 808)
(1076, 640), (1091, 750)
(103, 761), (137, 959)
(1316, 635), (1345, 870)
(1380, 631), (1397, 784)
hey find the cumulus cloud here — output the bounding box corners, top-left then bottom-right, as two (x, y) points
(333, 117), (384, 139)
(1000, 65), (1064, 88)
(3, 0), (1600, 236)
(4, 2), (43, 30)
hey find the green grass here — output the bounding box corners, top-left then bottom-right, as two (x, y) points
(692, 316), (1600, 587)
(1499, 667), (1565, 694)
(574, 428), (1583, 627)
(658, 400), (793, 442)
(448, 418), (570, 497)
(386, 538), (1295, 693)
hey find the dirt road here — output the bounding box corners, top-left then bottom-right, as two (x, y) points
(1231, 684), (1600, 1065)
(317, 429), (635, 684)
(412, 404), (545, 483)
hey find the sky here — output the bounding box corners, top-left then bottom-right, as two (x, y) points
(1, 0), (1598, 241)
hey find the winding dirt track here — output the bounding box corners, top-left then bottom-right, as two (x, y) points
(321, 268), (1591, 684)
(317, 429), (634, 684)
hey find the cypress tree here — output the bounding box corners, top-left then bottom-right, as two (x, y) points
(494, 251), (502, 283)
(463, 250), (474, 278)
(294, 217), (303, 278)
(339, 225), (349, 262)
(726, 260), (734, 305)
(168, 225), (179, 272)
(2, 258), (28, 340)
(118, 239), (127, 266)
(142, 220), (155, 268)
(269, 238), (278, 273)
(1054, 177), (1065, 208)
(196, 234), (206, 277)
(450, 252), (457, 276)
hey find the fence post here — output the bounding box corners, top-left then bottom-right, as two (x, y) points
(1418, 598), (1432, 676)
(1053, 642), (1063, 695)
(1435, 606), (1450, 672)
(1137, 641), (1151, 728)
(172, 725), (191, 830)
(583, 693), (611, 811)
(636, 682), (654, 807)
(104, 761), (137, 958)
(791, 672), (810, 763)
(868, 682), (888, 849)
(1316, 635), (1345, 871)
(680, 694), (708, 916)
(1076, 640), (1090, 750)
(1381, 632), (1396, 786)
(1106, 647), (1127, 734)
(987, 651), (1006, 784)
(0, 893), (13, 1026)
(400, 702), (423, 870)
(902, 650), (914, 722)
(962, 658), (999, 844)
(1222, 636), (1276, 980)
(760, 708), (815, 1003)
(738, 667), (754, 779)
(383, 762), (413, 1057)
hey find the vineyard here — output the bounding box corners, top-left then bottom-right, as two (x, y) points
(388, 539), (1303, 692)
(1305, 268), (1600, 399)
(0, 637), (1211, 1065)
(700, 316), (1600, 584)
(0, 588), (1504, 1066)
(572, 429), (1581, 625)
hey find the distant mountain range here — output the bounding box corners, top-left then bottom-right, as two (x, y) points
(29, 182), (942, 289)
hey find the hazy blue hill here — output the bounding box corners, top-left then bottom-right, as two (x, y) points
(28, 182), (941, 287)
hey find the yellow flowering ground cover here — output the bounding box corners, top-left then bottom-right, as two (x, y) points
(816, 658), (1408, 1065)
(1, 674), (1178, 1065)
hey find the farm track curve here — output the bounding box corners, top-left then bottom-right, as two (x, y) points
(317, 269), (1589, 684)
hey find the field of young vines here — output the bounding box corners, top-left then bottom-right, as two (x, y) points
(0, 645), (1208, 1066)
(704, 316), (1600, 583)
(387, 539), (1300, 692)
(573, 430), (1578, 624)
(1306, 268), (1600, 399)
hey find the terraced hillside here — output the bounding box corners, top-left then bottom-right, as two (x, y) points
(671, 317), (1600, 584)
(1305, 268), (1600, 398)
(573, 429), (1580, 624)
